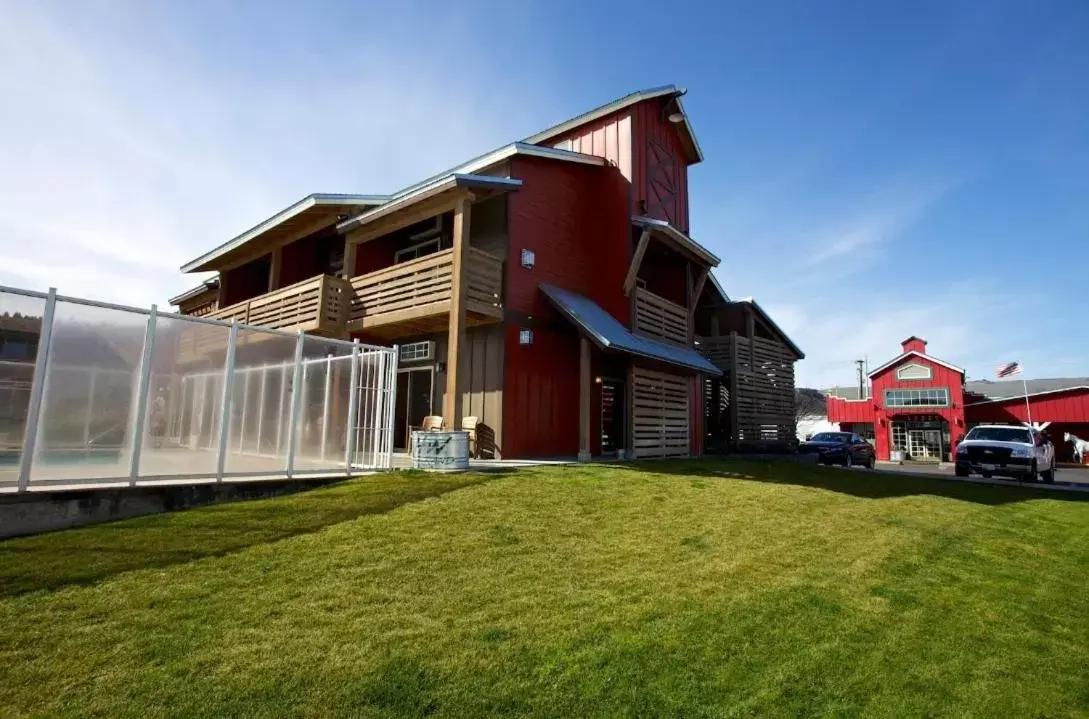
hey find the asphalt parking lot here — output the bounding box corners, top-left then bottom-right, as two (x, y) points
(873, 461), (1089, 488)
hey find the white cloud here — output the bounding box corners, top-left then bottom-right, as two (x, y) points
(0, 2), (550, 306)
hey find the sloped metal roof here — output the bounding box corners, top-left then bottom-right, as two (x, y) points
(540, 284), (721, 375)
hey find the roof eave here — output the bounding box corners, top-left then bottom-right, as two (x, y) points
(867, 350), (964, 378)
(632, 215), (721, 267)
(730, 297), (805, 360)
(180, 193), (390, 273)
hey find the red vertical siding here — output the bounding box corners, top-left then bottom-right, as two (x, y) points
(870, 356), (965, 461)
(502, 156), (630, 457)
(545, 110), (632, 183)
(631, 100), (690, 232)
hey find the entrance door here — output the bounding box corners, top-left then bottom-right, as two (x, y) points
(908, 429), (928, 459)
(393, 368), (434, 450)
(600, 379), (625, 456)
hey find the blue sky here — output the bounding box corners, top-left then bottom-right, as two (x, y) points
(0, 0), (1086, 387)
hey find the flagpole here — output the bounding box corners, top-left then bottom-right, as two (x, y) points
(1022, 373), (1033, 429)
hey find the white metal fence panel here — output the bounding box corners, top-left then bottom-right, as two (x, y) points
(0, 284), (397, 492)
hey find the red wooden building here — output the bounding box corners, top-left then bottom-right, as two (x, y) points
(172, 86), (803, 460)
(826, 337), (1089, 463)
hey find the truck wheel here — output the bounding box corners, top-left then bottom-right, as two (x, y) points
(1041, 461), (1055, 484)
(866, 455), (875, 470)
(955, 465), (969, 477)
(981, 470), (993, 479)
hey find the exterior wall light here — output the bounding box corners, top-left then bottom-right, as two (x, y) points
(520, 249), (535, 269)
(519, 328), (533, 345)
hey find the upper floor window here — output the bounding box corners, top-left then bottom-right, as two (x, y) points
(895, 362), (932, 381)
(395, 238), (440, 264)
(884, 388), (950, 408)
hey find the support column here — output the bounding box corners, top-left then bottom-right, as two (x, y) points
(443, 196), (471, 430)
(269, 246), (283, 291)
(579, 337), (591, 462)
(342, 239), (358, 279)
(729, 330), (740, 450)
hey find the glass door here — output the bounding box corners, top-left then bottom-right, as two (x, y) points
(393, 368), (434, 451)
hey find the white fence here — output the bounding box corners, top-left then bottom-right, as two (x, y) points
(0, 285), (397, 492)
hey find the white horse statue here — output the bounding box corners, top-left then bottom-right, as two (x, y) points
(1064, 432), (1089, 464)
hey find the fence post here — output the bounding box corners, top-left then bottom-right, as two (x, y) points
(320, 354), (333, 461)
(128, 305), (159, 485)
(383, 345), (399, 469)
(215, 321), (239, 482)
(344, 339), (361, 474)
(17, 287), (58, 491)
(285, 331), (306, 477)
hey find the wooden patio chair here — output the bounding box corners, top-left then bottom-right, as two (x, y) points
(412, 415), (444, 433)
(462, 416), (479, 458)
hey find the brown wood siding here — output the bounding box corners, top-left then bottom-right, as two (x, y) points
(431, 324), (505, 458)
(631, 367), (690, 457)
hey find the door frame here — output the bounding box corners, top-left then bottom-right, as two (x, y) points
(395, 366), (435, 451)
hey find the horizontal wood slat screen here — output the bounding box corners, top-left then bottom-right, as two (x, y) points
(633, 288), (688, 345)
(347, 248), (502, 330)
(631, 367), (690, 458)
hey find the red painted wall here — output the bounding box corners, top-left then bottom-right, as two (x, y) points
(632, 99), (691, 232)
(502, 323), (580, 457)
(870, 356), (965, 461)
(502, 156), (630, 457)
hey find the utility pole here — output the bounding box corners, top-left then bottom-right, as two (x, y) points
(855, 359), (866, 400)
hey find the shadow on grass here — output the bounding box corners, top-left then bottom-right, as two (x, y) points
(621, 458), (1089, 507)
(0, 470), (502, 598)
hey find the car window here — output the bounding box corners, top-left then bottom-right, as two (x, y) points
(810, 433), (850, 442)
(964, 426), (1032, 443)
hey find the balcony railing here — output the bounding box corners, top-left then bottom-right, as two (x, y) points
(633, 287), (688, 345)
(210, 274), (349, 334)
(346, 247), (503, 332)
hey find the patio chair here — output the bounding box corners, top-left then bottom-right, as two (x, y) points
(462, 416), (479, 458)
(412, 415), (444, 433)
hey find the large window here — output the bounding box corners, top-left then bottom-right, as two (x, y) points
(884, 388), (950, 408)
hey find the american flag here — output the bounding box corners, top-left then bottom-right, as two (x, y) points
(995, 361), (1022, 379)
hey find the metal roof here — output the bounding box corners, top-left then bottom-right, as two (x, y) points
(965, 378), (1089, 403)
(726, 297), (805, 360)
(337, 175), (523, 234)
(632, 215), (721, 266)
(180, 193), (389, 273)
(168, 277), (220, 306)
(524, 85), (704, 164)
(540, 283), (721, 375)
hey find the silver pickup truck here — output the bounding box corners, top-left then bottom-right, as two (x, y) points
(954, 425), (1056, 482)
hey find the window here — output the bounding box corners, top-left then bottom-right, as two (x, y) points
(895, 362), (932, 381)
(0, 337), (35, 360)
(964, 426), (1031, 444)
(884, 388), (950, 408)
(394, 238), (440, 264)
(399, 341), (434, 363)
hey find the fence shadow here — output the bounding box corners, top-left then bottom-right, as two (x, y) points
(0, 470), (503, 597)
(619, 458), (1089, 507)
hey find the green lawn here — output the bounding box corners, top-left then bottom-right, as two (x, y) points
(2, 461), (1089, 718)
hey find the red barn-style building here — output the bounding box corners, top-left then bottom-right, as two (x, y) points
(170, 86), (803, 461)
(826, 337), (1089, 463)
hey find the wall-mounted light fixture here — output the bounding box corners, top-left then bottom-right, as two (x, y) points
(520, 249), (535, 269)
(518, 328), (533, 346)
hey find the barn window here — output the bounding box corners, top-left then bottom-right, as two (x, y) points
(896, 363), (933, 381)
(884, 388), (950, 408)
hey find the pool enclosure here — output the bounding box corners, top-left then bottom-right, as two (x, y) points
(0, 285), (397, 492)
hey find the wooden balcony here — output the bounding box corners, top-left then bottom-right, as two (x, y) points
(633, 287), (688, 345)
(345, 247), (504, 339)
(210, 274), (350, 334)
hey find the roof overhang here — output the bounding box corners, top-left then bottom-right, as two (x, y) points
(868, 350), (964, 378)
(169, 277), (220, 306)
(524, 85), (704, 165)
(726, 297), (805, 360)
(540, 283), (721, 375)
(632, 215), (720, 267)
(339, 174), (523, 241)
(181, 193), (390, 273)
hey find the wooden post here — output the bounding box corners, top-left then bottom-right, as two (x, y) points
(217, 272), (229, 309)
(342, 239), (358, 279)
(443, 196), (471, 430)
(729, 330), (740, 450)
(687, 265), (708, 344)
(269, 246), (283, 291)
(579, 337), (592, 462)
(622, 230), (651, 296)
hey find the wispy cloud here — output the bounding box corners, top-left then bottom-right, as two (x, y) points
(0, 2), (549, 306)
